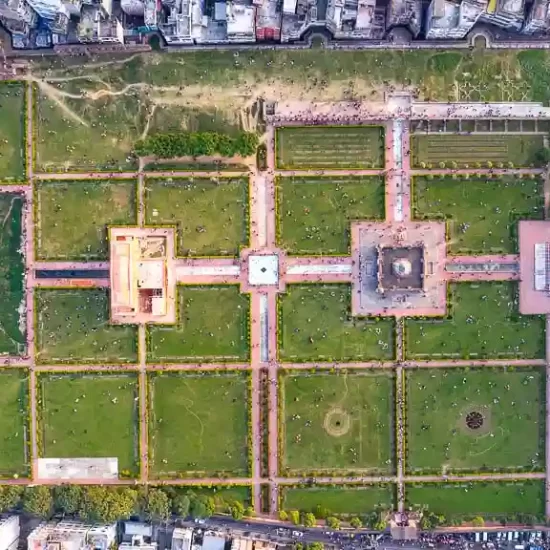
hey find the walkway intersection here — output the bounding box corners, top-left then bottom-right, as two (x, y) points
(4, 84), (550, 521)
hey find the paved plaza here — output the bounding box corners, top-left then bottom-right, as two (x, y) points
(2, 87), (550, 522)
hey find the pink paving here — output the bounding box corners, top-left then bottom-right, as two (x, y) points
(13, 92), (550, 521)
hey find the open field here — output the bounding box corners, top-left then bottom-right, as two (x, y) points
(411, 135), (545, 168)
(406, 368), (544, 474)
(149, 372), (249, 477)
(413, 176), (543, 254)
(147, 286), (249, 363)
(278, 284), (394, 362)
(282, 485), (395, 516)
(0, 194), (25, 356)
(0, 370), (28, 477)
(36, 180), (137, 260)
(276, 126), (384, 170)
(281, 371), (394, 474)
(276, 176), (385, 255)
(145, 178), (249, 257)
(0, 83), (25, 181)
(39, 374), (138, 474)
(35, 289), (138, 364)
(405, 283), (545, 360)
(406, 481), (545, 520)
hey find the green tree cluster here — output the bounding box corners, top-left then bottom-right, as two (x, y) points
(134, 132), (259, 159)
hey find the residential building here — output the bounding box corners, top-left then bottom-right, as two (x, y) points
(255, 0), (281, 40)
(386, 0), (421, 36)
(479, 0), (524, 30)
(0, 516), (19, 550)
(201, 534), (226, 550)
(27, 521), (117, 550)
(226, 0), (256, 41)
(171, 528), (194, 550)
(522, 0), (549, 31)
(425, 0), (486, 38)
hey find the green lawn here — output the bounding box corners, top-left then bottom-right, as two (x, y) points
(36, 180), (137, 260)
(411, 134), (545, 168)
(0, 194), (25, 355)
(149, 372), (249, 477)
(148, 286), (249, 363)
(35, 289), (138, 364)
(413, 176), (543, 254)
(278, 284), (394, 362)
(276, 126), (384, 169)
(406, 481), (545, 519)
(406, 368), (544, 474)
(0, 83), (25, 181)
(40, 374), (138, 474)
(281, 371), (394, 474)
(276, 176), (385, 255)
(171, 485), (252, 512)
(0, 370), (28, 476)
(405, 283), (545, 359)
(145, 178), (248, 256)
(282, 485), (395, 516)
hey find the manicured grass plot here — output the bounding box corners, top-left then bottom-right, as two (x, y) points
(145, 178), (248, 256)
(40, 374), (138, 474)
(0, 84), (25, 180)
(0, 370), (29, 476)
(413, 176), (543, 254)
(406, 481), (545, 519)
(282, 485), (395, 516)
(36, 180), (137, 260)
(281, 371), (394, 474)
(0, 194), (25, 355)
(406, 368), (544, 474)
(147, 286), (249, 363)
(276, 126), (384, 169)
(405, 283), (545, 360)
(35, 289), (138, 364)
(411, 134), (545, 168)
(276, 176), (385, 255)
(149, 373), (249, 477)
(278, 284), (394, 362)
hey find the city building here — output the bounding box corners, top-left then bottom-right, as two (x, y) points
(226, 0), (256, 41)
(0, 517), (19, 550)
(201, 534), (226, 550)
(171, 529), (194, 550)
(120, 522), (157, 550)
(479, 0), (524, 30)
(522, 0), (549, 32)
(386, 0), (421, 36)
(27, 521), (117, 550)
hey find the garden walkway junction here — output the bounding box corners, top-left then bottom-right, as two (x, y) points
(5, 88), (550, 521)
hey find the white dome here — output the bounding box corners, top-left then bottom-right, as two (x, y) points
(392, 258), (412, 277)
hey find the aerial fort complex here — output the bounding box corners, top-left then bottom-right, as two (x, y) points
(2, 74), (550, 528)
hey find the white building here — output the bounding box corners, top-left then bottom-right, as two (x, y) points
(27, 521), (117, 550)
(479, 0), (524, 30)
(0, 516), (19, 550)
(425, 0), (486, 38)
(171, 528), (193, 550)
(226, 1), (256, 41)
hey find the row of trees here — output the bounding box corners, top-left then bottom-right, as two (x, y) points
(279, 509), (387, 531)
(134, 132), (259, 159)
(0, 485), (251, 523)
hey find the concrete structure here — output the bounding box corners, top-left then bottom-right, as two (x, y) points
(227, 1), (256, 41)
(522, 0), (550, 33)
(171, 529), (194, 550)
(109, 227), (176, 324)
(202, 535), (226, 550)
(386, 0), (421, 36)
(425, 0), (487, 39)
(0, 517), (19, 550)
(28, 521), (117, 550)
(479, 0), (525, 30)
(37, 457), (119, 480)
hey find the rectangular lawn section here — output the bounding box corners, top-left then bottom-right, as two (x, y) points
(411, 134), (545, 168)
(282, 485), (395, 516)
(405, 283), (545, 360)
(145, 177), (248, 256)
(281, 371), (394, 474)
(0, 83), (25, 180)
(406, 481), (545, 519)
(0, 194), (25, 355)
(276, 176), (385, 255)
(172, 486), (252, 512)
(36, 180), (137, 260)
(39, 374), (138, 474)
(149, 372), (249, 477)
(0, 370), (28, 476)
(276, 126), (384, 169)
(147, 286), (249, 363)
(278, 284), (394, 362)
(406, 367), (544, 474)
(35, 289), (138, 364)
(413, 176), (543, 254)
